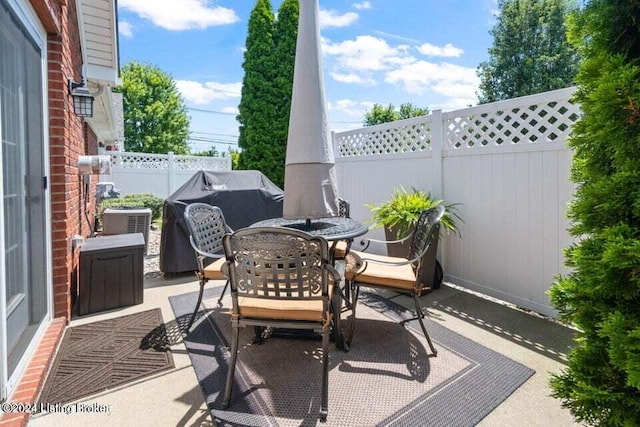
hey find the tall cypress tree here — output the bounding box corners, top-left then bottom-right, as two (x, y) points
(236, 0), (278, 182)
(477, 0), (579, 103)
(549, 0), (640, 424)
(271, 0), (299, 187)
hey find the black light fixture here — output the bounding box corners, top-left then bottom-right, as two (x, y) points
(68, 78), (94, 118)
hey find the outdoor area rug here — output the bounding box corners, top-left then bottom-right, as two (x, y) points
(170, 288), (534, 427)
(39, 308), (174, 405)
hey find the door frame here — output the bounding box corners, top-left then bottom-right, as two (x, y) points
(0, 0), (52, 401)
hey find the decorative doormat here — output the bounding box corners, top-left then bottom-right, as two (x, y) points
(39, 308), (174, 405)
(170, 289), (535, 426)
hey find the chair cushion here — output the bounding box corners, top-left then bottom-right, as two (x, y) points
(333, 240), (349, 259)
(238, 297), (326, 322)
(237, 277), (335, 322)
(345, 251), (416, 290)
(203, 257), (227, 280)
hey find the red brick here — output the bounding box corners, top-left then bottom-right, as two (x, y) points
(0, 414), (27, 426)
(13, 380), (40, 394)
(8, 391), (36, 402)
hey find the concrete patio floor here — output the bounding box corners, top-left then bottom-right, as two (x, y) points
(29, 275), (579, 427)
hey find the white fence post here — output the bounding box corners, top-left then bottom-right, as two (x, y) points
(430, 109), (444, 199)
(429, 109), (445, 269)
(168, 151), (175, 194)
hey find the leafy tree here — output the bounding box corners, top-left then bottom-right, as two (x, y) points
(236, 0), (279, 184)
(548, 0), (640, 424)
(364, 104), (397, 126)
(477, 0), (579, 104)
(270, 0), (299, 187)
(117, 61), (190, 154)
(364, 103), (429, 126)
(192, 146), (222, 157)
(228, 148), (240, 170)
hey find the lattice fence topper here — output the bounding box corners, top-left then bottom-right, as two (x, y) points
(108, 152), (228, 170)
(173, 155), (228, 171)
(109, 152), (169, 169)
(333, 87), (579, 158)
(445, 91), (580, 150)
(335, 118), (432, 157)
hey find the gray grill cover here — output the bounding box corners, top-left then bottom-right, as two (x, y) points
(160, 170), (283, 273)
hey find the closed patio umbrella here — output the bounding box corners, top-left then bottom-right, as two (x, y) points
(283, 0), (339, 220)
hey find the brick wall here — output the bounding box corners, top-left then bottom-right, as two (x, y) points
(46, 0), (96, 320)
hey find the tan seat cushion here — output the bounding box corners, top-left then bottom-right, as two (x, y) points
(238, 297), (326, 322)
(345, 251), (416, 290)
(237, 278), (334, 322)
(203, 257), (227, 280)
(333, 240), (349, 259)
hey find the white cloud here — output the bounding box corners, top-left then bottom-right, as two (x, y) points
(323, 36), (413, 72)
(352, 1), (372, 10)
(319, 9), (359, 28)
(329, 99), (375, 117)
(431, 82), (479, 99)
(330, 72), (376, 85)
(417, 42), (464, 58)
(176, 80), (241, 105)
(435, 97), (477, 111)
(119, 21), (134, 38)
(119, 0), (239, 31)
(385, 61), (479, 96)
(322, 35), (479, 108)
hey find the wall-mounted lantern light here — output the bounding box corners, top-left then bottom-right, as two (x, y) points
(67, 78), (94, 117)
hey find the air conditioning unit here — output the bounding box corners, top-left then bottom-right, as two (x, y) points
(102, 208), (151, 253)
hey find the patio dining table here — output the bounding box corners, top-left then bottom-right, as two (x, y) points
(250, 216), (368, 256)
(249, 216), (369, 350)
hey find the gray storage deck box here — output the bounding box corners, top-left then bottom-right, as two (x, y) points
(79, 233), (145, 315)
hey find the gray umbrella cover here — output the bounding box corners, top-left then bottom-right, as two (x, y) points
(283, 0), (339, 220)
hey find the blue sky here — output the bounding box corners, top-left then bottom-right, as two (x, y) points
(117, 0), (498, 153)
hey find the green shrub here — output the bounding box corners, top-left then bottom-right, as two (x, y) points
(366, 187), (461, 239)
(548, 1), (640, 424)
(100, 193), (164, 221)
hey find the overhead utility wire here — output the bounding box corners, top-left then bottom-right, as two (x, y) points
(186, 107), (236, 116)
(189, 141), (236, 146)
(190, 130), (240, 138)
(186, 106), (362, 124)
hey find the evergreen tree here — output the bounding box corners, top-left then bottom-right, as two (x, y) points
(117, 61), (190, 154)
(236, 0), (278, 184)
(364, 103), (429, 126)
(270, 0), (299, 188)
(548, 0), (640, 424)
(477, 0), (579, 104)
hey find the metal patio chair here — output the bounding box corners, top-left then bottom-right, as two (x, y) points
(332, 197), (352, 259)
(344, 205), (445, 356)
(183, 203), (233, 331)
(222, 227), (340, 422)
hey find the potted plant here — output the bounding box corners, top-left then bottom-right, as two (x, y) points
(366, 187), (461, 289)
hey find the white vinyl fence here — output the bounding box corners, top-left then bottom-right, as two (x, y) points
(99, 151), (232, 198)
(334, 87), (580, 317)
